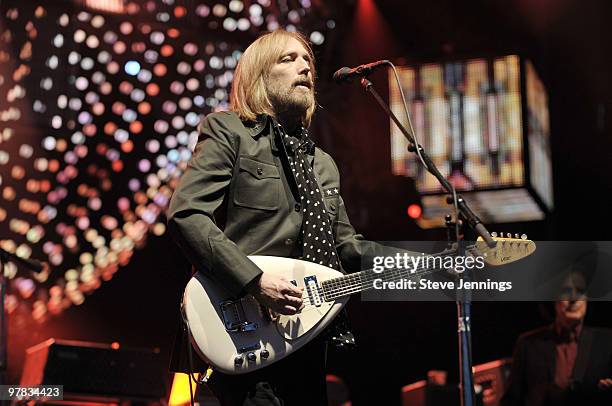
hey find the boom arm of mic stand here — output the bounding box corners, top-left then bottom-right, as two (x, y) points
(359, 78), (497, 248)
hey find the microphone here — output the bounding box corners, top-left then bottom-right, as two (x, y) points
(333, 60), (390, 83)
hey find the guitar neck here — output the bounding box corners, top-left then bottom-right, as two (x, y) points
(318, 234), (536, 301)
(320, 251), (451, 301)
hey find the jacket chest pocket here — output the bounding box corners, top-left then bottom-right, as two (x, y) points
(233, 156), (281, 211)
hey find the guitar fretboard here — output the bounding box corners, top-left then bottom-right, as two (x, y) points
(320, 250), (453, 300)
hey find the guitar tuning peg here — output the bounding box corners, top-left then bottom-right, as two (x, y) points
(491, 232), (497, 237)
(515, 233), (519, 239)
(521, 234), (527, 240)
(507, 232), (512, 238)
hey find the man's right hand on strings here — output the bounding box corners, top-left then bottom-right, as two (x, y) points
(247, 273), (304, 315)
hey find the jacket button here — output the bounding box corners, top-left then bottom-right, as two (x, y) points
(256, 167), (263, 175)
(294, 203), (301, 212)
(284, 238), (293, 245)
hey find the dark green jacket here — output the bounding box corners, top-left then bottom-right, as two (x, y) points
(168, 111), (379, 298)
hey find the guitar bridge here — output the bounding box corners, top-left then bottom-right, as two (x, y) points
(220, 299), (258, 333)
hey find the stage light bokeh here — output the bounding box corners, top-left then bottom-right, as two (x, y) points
(0, 0), (335, 324)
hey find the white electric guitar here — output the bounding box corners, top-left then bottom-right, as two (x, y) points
(182, 235), (536, 374)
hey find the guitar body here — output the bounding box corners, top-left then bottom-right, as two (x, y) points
(182, 236), (536, 375)
(183, 255), (348, 375)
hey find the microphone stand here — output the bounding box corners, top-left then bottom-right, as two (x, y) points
(359, 77), (496, 406)
(0, 248), (45, 385)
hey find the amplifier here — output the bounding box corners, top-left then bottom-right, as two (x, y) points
(20, 339), (167, 403)
(401, 358), (511, 406)
(473, 358), (512, 406)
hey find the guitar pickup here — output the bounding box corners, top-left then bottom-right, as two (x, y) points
(304, 275), (322, 307)
(220, 300), (258, 333)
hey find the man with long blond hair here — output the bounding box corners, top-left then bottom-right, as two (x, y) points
(168, 29), (375, 405)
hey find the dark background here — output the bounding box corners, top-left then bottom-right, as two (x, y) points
(6, 0), (612, 405)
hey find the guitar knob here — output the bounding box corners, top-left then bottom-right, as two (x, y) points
(247, 352), (257, 363)
(234, 356), (244, 366)
(260, 349), (270, 359)
(491, 232), (497, 237)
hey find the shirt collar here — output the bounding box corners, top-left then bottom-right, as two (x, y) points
(243, 114), (316, 156)
(554, 320), (583, 343)
(244, 114), (270, 138)
(242, 114), (280, 152)
(270, 117), (315, 156)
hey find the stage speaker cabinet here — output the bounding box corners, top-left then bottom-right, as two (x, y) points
(401, 358), (511, 406)
(473, 358), (512, 406)
(402, 383), (484, 406)
(20, 338), (167, 403)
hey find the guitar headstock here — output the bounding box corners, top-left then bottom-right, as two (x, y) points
(472, 233), (536, 266)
